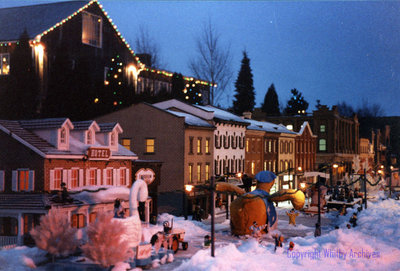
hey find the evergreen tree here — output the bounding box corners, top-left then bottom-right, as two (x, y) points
(184, 81), (203, 105)
(4, 30), (39, 119)
(103, 54), (133, 111)
(232, 51), (255, 115)
(284, 88), (309, 116)
(171, 72), (185, 101)
(261, 83), (280, 116)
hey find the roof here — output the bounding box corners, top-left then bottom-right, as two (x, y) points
(98, 122), (119, 133)
(20, 118), (72, 130)
(0, 118), (136, 159)
(194, 105), (249, 126)
(72, 120), (100, 131)
(0, 1), (89, 41)
(0, 194), (52, 210)
(166, 110), (214, 128)
(244, 119), (297, 134)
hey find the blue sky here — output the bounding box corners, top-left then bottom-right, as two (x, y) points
(2, 0), (400, 116)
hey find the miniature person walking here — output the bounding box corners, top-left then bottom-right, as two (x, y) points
(273, 234), (284, 251)
(113, 198), (125, 218)
(288, 241), (295, 251)
(286, 209), (299, 226)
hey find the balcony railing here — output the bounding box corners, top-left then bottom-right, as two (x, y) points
(0, 236), (18, 249)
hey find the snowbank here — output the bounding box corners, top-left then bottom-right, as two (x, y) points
(0, 246), (47, 271)
(176, 198), (400, 271)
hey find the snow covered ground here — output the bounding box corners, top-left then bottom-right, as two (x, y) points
(1, 192), (400, 271)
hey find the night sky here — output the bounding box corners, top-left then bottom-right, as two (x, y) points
(1, 0), (400, 116)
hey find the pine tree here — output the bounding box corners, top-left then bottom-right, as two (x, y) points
(284, 88), (309, 116)
(171, 73), (185, 101)
(30, 212), (78, 262)
(261, 83), (280, 116)
(82, 212), (131, 268)
(184, 81), (203, 105)
(232, 51), (255, 115)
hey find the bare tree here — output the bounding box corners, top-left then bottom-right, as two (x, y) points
(188, 20), (233, 105)
(134, 24), (163, 68)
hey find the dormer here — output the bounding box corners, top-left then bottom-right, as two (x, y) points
(97, 123), (123, 151)
(71, 121), (100, 145)
(20, 118), (74, 151)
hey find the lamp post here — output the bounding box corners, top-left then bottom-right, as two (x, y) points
(333, 163), (339, 184)
(210, 177), (215, 257)
(184, 184), (194, 220)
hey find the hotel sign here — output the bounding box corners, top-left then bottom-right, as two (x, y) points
(87, 147), (111, 160)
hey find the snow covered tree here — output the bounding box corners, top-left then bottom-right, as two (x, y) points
(284, 88), (309, 116)
(232, 51), (255, 115)
(30, 212), (78, 262)
(82, 212), (131, 268)
(261, 83), (280, 116)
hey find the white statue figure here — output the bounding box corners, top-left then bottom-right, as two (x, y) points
(118, 178), (149, 248)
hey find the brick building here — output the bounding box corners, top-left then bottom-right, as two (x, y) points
(0, 118), (137, 247)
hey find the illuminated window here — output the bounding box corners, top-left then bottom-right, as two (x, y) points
(320, 125), (326, 133)
(197, 138), (202, 154)
(251, 162), (255, 175)
(120, 168), (126, 186)
(0, 53), (10, 75)
(145, 138), (155, 153)
(105, 169), (113, 185)
(18, 170), (29, 191)
(246, 139), (249, 152)
(205, 164), (210, 181)
(82, 12), (102, 48)
(268, 140), (272, 152)
(197, 164), (201, 182)
(71, 214), (86, 228)
(188, 164), (193, 183)
(205, 138), (210, 154)
(54, 169), (62, 190)
(71, 169), (78, 188)
(121, 138), (131, 150)
(319, 139), (327, 151)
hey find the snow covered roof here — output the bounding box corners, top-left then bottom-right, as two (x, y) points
(297, 121), (317, 137)
(244, 119), (297, 134)
(166, 110), (214, 128)
(194, 105), (249, 126)
(0, 1), (89, 41)
(0, 118), (136, 159)
(70, 186), (130, 204)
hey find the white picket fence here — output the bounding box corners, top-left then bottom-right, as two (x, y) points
(0, 236), (17, 249)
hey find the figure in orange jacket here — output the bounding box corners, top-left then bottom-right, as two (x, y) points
(286, 209), (299, 226)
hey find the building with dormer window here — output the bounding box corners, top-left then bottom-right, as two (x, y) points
(0, 118), (138, 247)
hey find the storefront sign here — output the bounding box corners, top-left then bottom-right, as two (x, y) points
(87, 147), (110, 159)
(135, 168), (155, 185)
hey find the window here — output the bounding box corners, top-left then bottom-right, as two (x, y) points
(105, 169), (113, 185)
(89, 169), (97, 185)
(71, 169), (78, 188)
(320, 125), (326, 133)
(54, 169), (62, 190)
(87, 130), (93, 145)
(89, 212), (97, 223)
(189, 137), (194, 154)
(120, 168), (127, 186)
(60, 128), (66, 144)
(197, 164), (201, 182)
(82, 12), (102, 48)
(251, 162), (255, 175)
(145, 138), (155, 153)
(18, 170), (29, 191)
(205, 164), (210, 181)
(0, 53), (10, 75)
(319, 139), (327, 151)
(110, 132), (116, 146)
(0, 170), (4, 191)
(71, 214), (86, 228)
(246, 139), (249, 152)
(268, 140), (272, 152)
(121, 138), (131, 150)
(197, 138), (202, 154)
(188, 164), (193, 183)
(205, 138), (210, 154)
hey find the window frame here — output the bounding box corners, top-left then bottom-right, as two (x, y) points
(145, 138), (155, 154)
(82, 11), (103, 48)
